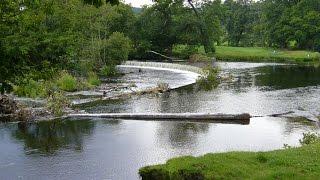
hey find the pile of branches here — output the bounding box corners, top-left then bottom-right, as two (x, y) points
(0, 95), (30, 122)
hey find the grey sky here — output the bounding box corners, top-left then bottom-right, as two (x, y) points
(124, 0), (153, 7)
(123, 0), (258, 7)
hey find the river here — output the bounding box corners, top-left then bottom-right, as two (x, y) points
(0, 62), (320, 179)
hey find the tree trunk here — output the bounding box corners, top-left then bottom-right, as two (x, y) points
(187, 0), (215, 53)
(68, 113), (251, 124)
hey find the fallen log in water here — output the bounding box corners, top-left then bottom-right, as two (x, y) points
(67, 113), (251, 125)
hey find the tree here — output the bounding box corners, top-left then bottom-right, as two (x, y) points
(132, 0), (222, 59)
(187, 0), (215, 53)
(261, 0), (320, 50)
(223, 0), (255, 46)
(83, 0), (119, 7)
(0, 0), (135, 84)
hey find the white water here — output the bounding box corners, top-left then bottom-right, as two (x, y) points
(122, 61), (203, 74)
(70, 61), (202, 105)
(117, 63), (201, 89)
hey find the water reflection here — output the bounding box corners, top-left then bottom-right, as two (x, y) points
(12, 120), (94, 155)
(157, 122), (210, 148)
(255, 65), (320, 90)
(219, 65), (320, 92)
(281, 117), (319, 135)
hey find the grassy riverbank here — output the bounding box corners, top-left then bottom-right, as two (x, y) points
(215, 46), (320, 63)
(140, 142), (320, 179)
(173, 45), (320, 64)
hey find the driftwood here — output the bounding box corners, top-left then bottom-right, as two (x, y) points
(67, 113), (251, 125)
(268, 111), (295, 117)
(252, 111), (296, 118)
(0, 95), (31, 122)
(0, 95), (18, 114)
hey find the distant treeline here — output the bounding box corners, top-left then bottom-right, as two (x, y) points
(133, 0), (320, 56)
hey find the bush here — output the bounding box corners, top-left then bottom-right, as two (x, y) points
(196, 67), (219, 91)
(46, 91), (70, 117)
(103, 32), (132, 65)
(87, 72), (101, 86)
(189, 54), (211, 62)
(299, 132), (320, 146)
(56, 71), (77, 92)
(13, 79), (47, 98)
(173, 44), (199, 59)
(139, 167), (170, 180)
(72, 60), (95, 77)
(100, 65), (118, 77)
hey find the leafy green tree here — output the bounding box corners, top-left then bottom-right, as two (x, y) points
(102, 32), (132, 65)
(83, 0), (119, 7)
(1, 0), (135, 85)
(0, 0), (22, 82)
(223, 0), (256, 46)
(261, 0), (320, 50)
(132, 0), (223, 59)
(132, 0), (181, 57)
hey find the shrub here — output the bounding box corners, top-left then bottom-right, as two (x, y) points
(100, 65), (118, 77)
(299, 132), (320, 145)
(13, 79), (47, 98)
(103, 32), (132, 65)
(87, 72), (101, 86)
(189, 54), (211, 62)
(0, 82), (13, 94)
(56, 71), (77, 92)
(72, 60), (95, 77)
(173, 44), (199, 59)
(197, 66), (219, 91)
(46, 91), (70, 117)
(139, 167), (170, 180)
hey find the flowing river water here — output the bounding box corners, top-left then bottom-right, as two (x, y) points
(1, 62), (320, 179)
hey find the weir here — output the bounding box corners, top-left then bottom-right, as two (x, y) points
(116, 61), (203, 90)
(119, 61), (203, 75)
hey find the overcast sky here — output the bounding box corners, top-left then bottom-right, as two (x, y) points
(124, 0), (153, 7)
(123, 0), (260, 7)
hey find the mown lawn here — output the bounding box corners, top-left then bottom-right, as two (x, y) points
(215, 46), (320, 63)
(139, 143), (320, 179)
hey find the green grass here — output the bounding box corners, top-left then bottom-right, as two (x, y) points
(56, 71), (77, 92)
(139, 143), (320, 179)
(87, 72), (101, 86)
(215, 46), (320, 63)
(172, 44), (320, 64)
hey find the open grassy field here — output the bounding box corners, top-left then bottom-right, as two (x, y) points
(139, 143), (320, 179)
(173, 45), (320, 64)
(215, 46), (320, 63)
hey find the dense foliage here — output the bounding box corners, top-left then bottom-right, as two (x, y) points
(131, 0), (320, 59)
(222, 0), (320, 50)
(1, 0), (319, 95)
(0, 0), (133, 88)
